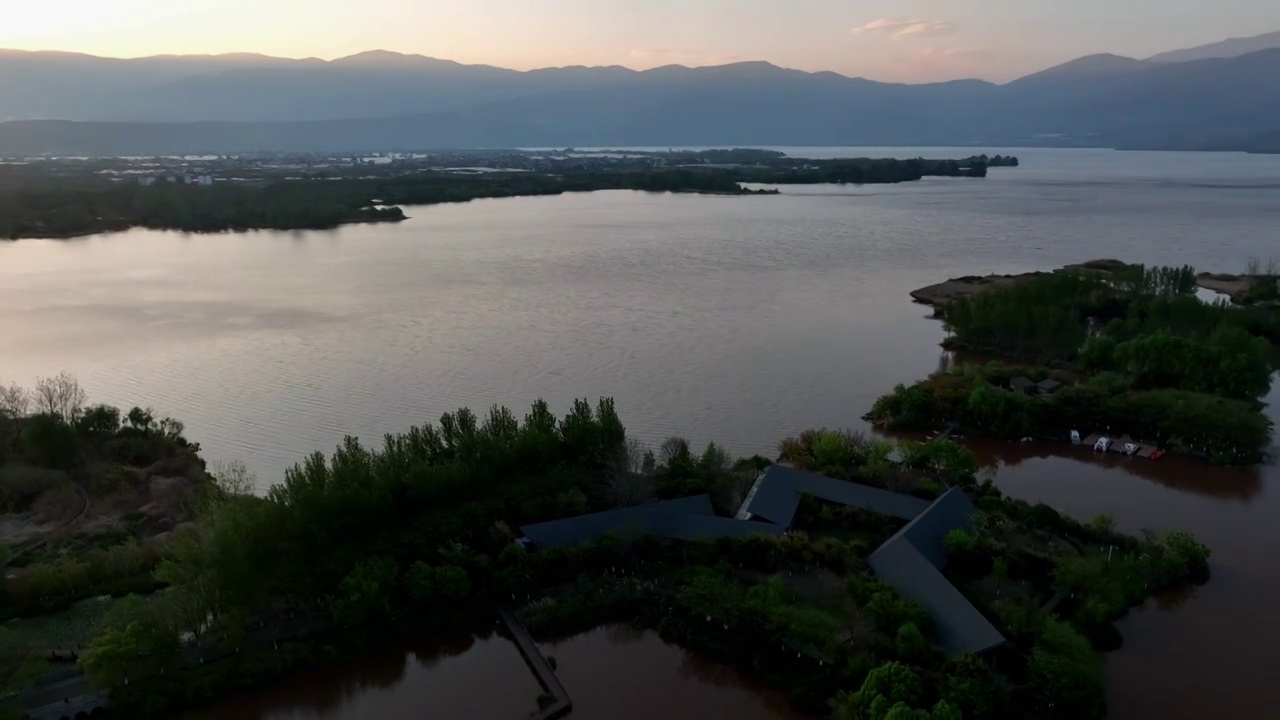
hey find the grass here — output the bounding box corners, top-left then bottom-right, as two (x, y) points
(2, 595), (120, 649)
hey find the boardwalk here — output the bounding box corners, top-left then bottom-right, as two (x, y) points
(499, 608), (572, 720)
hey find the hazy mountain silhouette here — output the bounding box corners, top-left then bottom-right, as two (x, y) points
(1146, 30), (1280, 63)
(0, 31), (1277, 154)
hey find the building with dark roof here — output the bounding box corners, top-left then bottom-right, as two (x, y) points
(518, 495), (784, 549)
(1009, 376), (1037, 394)
(737, 465), (1006, 655)
(868, 489), (1006, 654)
(1036, 378), (1063, 395)
(737, 465), (931, 527)
(518, 464), (1006, 655)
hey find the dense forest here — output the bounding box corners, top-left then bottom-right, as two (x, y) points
(0, 394), (1206, 720)
(871, 264), (1276, 463)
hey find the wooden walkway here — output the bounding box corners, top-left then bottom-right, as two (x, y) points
(499, 608), (572, 720)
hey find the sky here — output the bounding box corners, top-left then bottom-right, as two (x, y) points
(3, 0), (1279, 82)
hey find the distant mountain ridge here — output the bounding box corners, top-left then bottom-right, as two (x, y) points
(1146, 31), (1280, 63)
(1, 31), (1278, 154)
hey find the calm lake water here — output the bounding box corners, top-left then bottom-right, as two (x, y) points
(3, 147), (1279, 718)
(179, 626), (802, 720)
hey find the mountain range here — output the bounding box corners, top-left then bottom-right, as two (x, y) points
(1, 31), (1278, 155)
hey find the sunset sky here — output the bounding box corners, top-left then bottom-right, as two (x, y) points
(3, 0), (1277, 82)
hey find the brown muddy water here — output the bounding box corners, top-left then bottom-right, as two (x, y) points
(4, 147), (1280, 718)
(178, 625), (802, 720)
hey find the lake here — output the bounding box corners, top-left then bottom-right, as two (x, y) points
(178, 625), (802, 720)
(2, 147), (1278, 718)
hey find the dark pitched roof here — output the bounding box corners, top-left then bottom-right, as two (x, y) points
(868, 488), (1005, 655)
(868, 537), (1006, 655)
(1036, 379), (1063, 392)
(894, 487), (980, 567)
(518, 495), (782, 548)
(741, 465), (931, 528)
(741, 466), (804, 526)
(663, 515), (787, 542)
(1009, 376), (1036, 390)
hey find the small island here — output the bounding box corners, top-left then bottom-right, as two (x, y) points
(880, 260), (1278, 464)
(0, 150), (1016, 240)
(3, 390), (1202, 720)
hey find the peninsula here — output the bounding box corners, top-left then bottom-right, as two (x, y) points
(874, 260), (1278, 464)
(4, 393), (1203, 720)
(0, 150), (1013, 240)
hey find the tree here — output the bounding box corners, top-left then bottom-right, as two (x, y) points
(0, 383), (29, 420)
(831, 661), (925, 720)
(605, 438), (653, 506)
(209, 460), (256, 496)
(895, 622), (933, 665)
(1026, 618), (1106, 718)
(405, 562), (470, 604)
(32, 372), (86, 423)
(75, 404), (121, 437)
(153, 532), (221, 640)
(158, 416), (185, 440)
(21, 413), (79, 468)
(328, 557), (397, 626)
(929, 700), (963, 720)
(126, 406), (156, 432)
(79, 595), (182, 688)
(1087, 513), (1116, 534)
(659, 436), (693, 470)
(942, 653), (1010, 718)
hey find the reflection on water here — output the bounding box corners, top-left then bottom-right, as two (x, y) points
(541, 626), (804, 720)
(178, 625), (803, 720)
(973, 440), (1264, 502)
(178, 628), (539, 720)
(975, 441), (1279, 720)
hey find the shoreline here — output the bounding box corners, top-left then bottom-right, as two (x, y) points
(909, 259), (1269, 308)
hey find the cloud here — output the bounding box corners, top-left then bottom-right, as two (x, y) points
(851, 18), (957, 40)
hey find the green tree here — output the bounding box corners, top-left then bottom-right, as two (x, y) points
(895, 622), (933, 665)
(1026, 619), (1105, 718)
(943, 529), (979, 555)
(831, 661), (925, 720)
(941, 653), (1010, 719)
(79, 595), (181, 688)
(328, 557), (397, 626)
(21, 413), (78, 468)
(75, 404), (121, 437)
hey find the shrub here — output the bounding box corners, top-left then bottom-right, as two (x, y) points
(943, 528), (979, 555)
(0, 464), (70, 512)
(20, 414), (79, 468)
